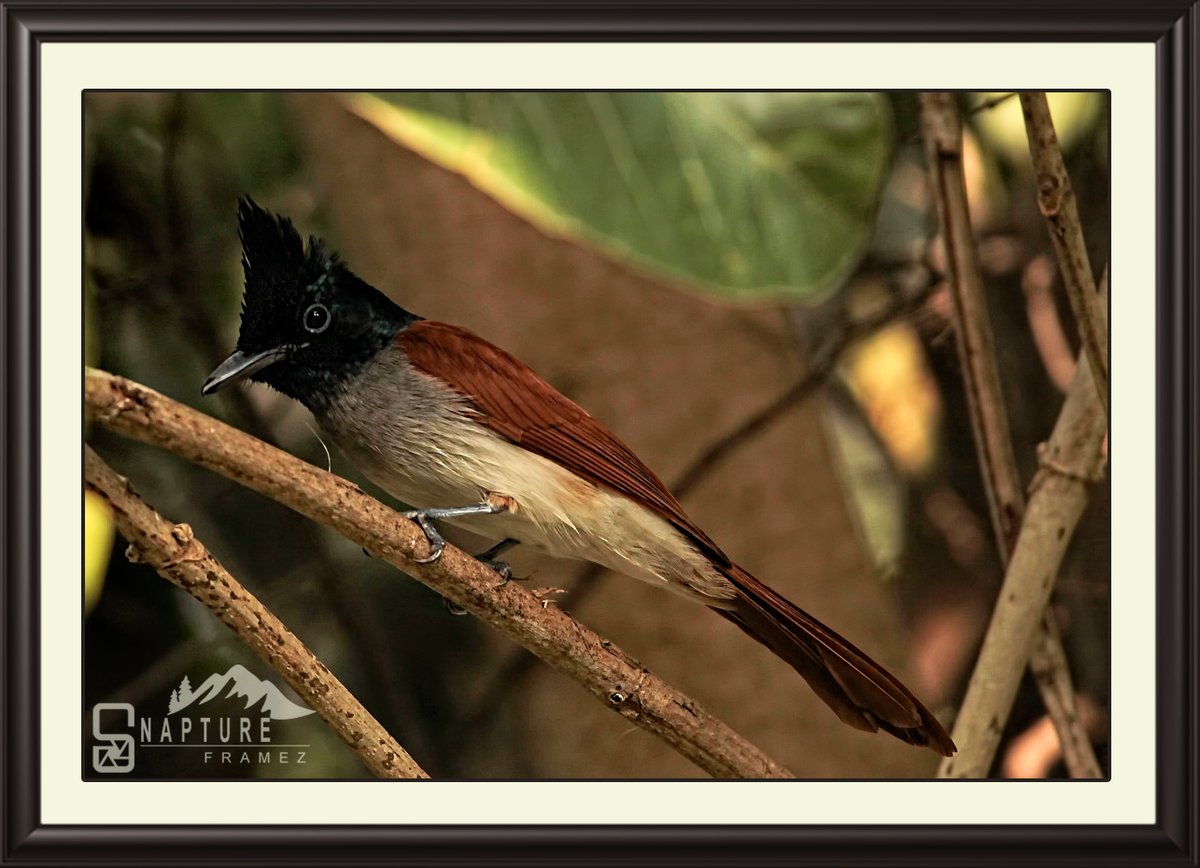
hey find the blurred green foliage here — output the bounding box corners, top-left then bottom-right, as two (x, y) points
(364, 91), (892, 301)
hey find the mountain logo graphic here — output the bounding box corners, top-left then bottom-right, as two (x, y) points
(167, 664), (315, 720)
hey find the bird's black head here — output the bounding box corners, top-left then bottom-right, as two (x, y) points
(202, 197), (419, 412)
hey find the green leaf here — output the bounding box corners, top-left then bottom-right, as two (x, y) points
(353, 92), (892, 303)
(822, 396), (907, 578)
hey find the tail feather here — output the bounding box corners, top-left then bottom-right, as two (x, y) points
(717, 564), (956, 757)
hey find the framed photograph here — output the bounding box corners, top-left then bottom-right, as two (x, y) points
(3, 2), (1195, 864)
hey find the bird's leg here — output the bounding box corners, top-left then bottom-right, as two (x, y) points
(402, 501), (510, 565)
(476, 537), (520, 587)
(478, 537), (519, 560)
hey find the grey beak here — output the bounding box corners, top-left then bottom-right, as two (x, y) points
(202, 347), (291, 395)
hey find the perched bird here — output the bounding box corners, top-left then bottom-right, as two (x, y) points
(204, 197), (956, 757)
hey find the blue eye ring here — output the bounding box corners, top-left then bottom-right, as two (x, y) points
(303, 303), (331, 334)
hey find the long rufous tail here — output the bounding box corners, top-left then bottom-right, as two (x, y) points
(714, 564), (956, 756)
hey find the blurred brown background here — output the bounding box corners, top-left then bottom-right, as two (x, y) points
(83, 91), (1110, 779)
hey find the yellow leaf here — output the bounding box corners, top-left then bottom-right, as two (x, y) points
(844, 324), (942, 476)
(973, 92), (1103, 163)
(84, 490), (114, 615)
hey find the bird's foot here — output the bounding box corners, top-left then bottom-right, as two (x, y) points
(402, 510), (448, 563)
(402, 502), (508, 564)
(476, 538), (520, 587)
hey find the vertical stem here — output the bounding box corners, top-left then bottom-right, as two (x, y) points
(919, 93), (1102, 778)
(920, 92), (1025, 557)
(1019, 92), (1108, 414)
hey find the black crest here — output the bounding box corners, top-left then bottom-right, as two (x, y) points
(235, 196), (337, 353)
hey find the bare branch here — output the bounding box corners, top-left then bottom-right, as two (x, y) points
(920, 92), (1025, 555)
(920, 92), (1104, 779)
(937, 338), (1106, 778)
(85, 446), (427, 779)
(1019, 91), (1108, 413)
(1029, 612), (1105, 777)
(86, 368), (792, 779)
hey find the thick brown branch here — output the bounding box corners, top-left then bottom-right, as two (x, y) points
(920, 92), (1103, 779)
(86, 368), (792, 779)
(1019, 92), (1108, 413)
(85, 446), (427, 780)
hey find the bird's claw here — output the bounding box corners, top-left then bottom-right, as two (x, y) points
(403, 510), (447, 564)
(479, 557), (512, 587)
(415, 544), (444, 565)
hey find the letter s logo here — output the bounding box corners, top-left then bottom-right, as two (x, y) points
(92, 703), (135, 773)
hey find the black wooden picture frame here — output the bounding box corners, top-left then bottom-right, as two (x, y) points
(2, 2), (1196, 864)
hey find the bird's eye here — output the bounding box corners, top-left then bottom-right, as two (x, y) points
(302, 303), (331, 334)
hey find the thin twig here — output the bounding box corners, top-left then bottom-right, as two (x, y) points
(1018, 92), (1108, 413)
(85, 446), (426, 780)
(903, 93), (1018, 147)
(920, 92), (1025, 555)
(86, 368), (792, 779)
(969, 92), (1018, 115)
(674, 267), (938, 495)
(1022, 255), (1078, 392)
(920, 92), (1104, 778)
(1029, 612), (1106, 777)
